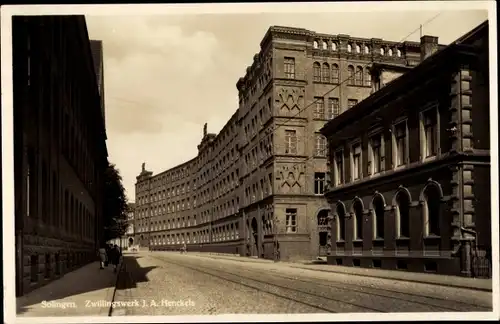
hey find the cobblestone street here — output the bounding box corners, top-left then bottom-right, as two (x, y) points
(111, 252), (493, 315)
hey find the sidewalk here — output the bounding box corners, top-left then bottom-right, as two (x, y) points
(182, 252), (493, 292)
(16, 261), (120, 317)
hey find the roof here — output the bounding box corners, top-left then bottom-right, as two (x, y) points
(89, 40), (103, 94)
(320, 20), (488, 137)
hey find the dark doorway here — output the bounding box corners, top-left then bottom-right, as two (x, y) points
(128, 237), (134, 247)
(251, 217), (259, 257)
(317, 209), (329, 256)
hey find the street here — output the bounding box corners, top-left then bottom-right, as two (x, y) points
(111, 252), (492, 315)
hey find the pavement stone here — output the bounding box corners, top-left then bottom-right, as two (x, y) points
(113, 252), (492, 315)
(170, 251), (493, 292)
(16, 261), (119, 317)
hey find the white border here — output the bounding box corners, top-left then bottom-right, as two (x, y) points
(1, 1), (498, 323)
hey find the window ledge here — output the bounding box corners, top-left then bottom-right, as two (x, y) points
(372, 238), (385, 242)
(336, 239), (346, 243)
(423, 235), (441, 240)
(396, 237), (410, 241)
(352, 239), (363, 243)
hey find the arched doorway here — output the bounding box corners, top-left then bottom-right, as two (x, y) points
(251, 217), (259, 257)
(128, 237), (134, 247)
(317, 209), (329, 257)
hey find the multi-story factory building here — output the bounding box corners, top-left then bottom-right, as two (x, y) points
(13, 16), (108, 296)
(135, 26), (439, 261)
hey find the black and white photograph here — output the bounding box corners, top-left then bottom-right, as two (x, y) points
(1, 1), (498, 323)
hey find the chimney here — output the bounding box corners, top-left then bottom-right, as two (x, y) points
(420, 35), (439, 61)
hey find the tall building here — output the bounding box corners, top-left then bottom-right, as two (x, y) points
(13, 16), (108, 296)
(320, 21), (491, 277)
(135, 26), (440, 261)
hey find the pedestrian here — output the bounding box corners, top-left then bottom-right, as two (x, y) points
(109, 244), (121, 273)
(98, 244), (107, 269)
(183, 243), (187, 254)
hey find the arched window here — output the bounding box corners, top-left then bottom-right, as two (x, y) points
(388, 48), (393, 56)
(332, 42), (337, 51)
(313, 62), (321, 82)
(322, 41), (327, 50)
(395, 190), (410, 238)
(355, 44), (361, 53)
(336, 203), (346, 241)
(423, 184), (441, 236)
(397, 49), (402, 57)
(364, 45), (370, 54)
(355, 66), (363, 86)
(331, 64), (339, 83)
(353, 199), (363, 240)
(347, 44), (352, 52)
(380, 47), (385, 56)
(364, 68), (371, 87)
(372, 195), (385, 239)
(347, 65), (355, 85)
(313, 41), (319, 49)
(322, 63), (330, 82)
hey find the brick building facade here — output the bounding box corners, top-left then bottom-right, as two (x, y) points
(320, 21), (491, 277)
(135, 26), (439, 261)
(13, 16), (108, 296)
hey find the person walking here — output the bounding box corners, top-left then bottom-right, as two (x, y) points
(98, 244), (107, 269)
(109, 244), (121, 273)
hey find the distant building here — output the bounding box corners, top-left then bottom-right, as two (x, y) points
(13, 16), (109, 296)
(320, 21), (491, 277)
(135, 26), (442, 261)
(126, 203), (136, 247)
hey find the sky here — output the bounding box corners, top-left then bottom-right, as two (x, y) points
(84, 5), (489, 202)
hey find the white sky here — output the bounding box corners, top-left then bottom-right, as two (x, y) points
(84, 5), (489, 201)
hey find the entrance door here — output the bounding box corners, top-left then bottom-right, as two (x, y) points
(251, 217), (259, 257)
(317, 210), (329, 257)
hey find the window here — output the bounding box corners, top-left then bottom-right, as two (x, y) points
(314, 97), (325, 119)
(353, 200), (363, 240)
(331, 64), (339, 83)
(365, 69), (372, 87)
(336, 204), (346, 241)
(394, 121), (408, 167)
(284, 130), (297, 154)
(285, 209), (297, 233)
(364, 45), (370, 54)
(351, 143), (362, 180)
(314, 173), (326, 195)
(369, 134), (383, 175)
(332, 42), (337, 51)
(284, 57), (295, 79)
(315, 134), (327, 157)
(421, 108), (438, 158)
(322, 41), (327, 50)
(313, 41), (318, 49)
(322, 63), (330, 82)
(334, 150), (344, 186)
(347, 44), (352, 52)
(313, 62), (321, 82)
(355, 44), (361, 53)
(347, 65), (355, 85)
(327, 98), (340, 120)
(372, 195), (385, 239)
(355, 66), (363, 86)
(423, 184), (441, 237)
(395, 190), (410, 238)
(348, 99), (358, 109)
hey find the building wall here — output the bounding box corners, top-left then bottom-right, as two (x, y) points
(135, 26), (425, 261)
(13, 16), (108, 296)
(322, 23), (491, 277)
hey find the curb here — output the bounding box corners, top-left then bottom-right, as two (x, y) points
(287, 264), (493, 293)
(107, 259), (125, 317)
(190, 252), (493, 293)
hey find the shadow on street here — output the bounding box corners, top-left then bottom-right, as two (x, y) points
(116, 254), (157, 290)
